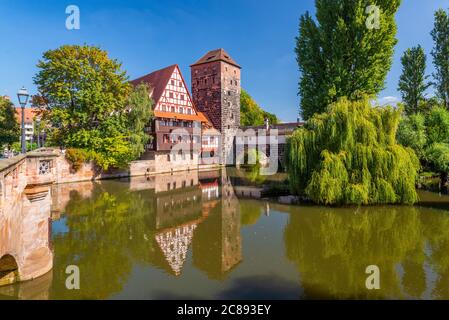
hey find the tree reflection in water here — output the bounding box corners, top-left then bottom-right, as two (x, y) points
(284, 204), (449, 299)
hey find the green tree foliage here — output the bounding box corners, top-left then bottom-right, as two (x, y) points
(287, 97), (419, 205)
(33, 45), (152, 170)
(0, 96), (20, 148)
(398, 46), (431, 114)
(295, 0), (401, 120)
(398, 106), (449, 191)
(396, 113), (427, 159)
(240, 89), (278, 126)
(126, 83), (153, 160)
(431, 8), (449, 109)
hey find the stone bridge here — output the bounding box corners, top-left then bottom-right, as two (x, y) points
(235, 122), (302, 170)
(0, 149), (58, 286)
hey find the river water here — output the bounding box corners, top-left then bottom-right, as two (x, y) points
(1, 168), (449, 300)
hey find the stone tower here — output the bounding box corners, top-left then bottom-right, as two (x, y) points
(190, 49), (241, 164)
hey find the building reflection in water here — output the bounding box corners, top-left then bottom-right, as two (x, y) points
(0, 169), (242, 299)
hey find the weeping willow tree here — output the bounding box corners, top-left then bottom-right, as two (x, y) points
(286, 97), (419, 205)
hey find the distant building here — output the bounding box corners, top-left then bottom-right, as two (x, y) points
(15, 107), (40, 142)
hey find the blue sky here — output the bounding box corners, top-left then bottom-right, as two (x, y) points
(0, 0), (447, 122)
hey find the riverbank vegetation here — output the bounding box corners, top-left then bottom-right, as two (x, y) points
(287, 97), (419, 205)
(33, 45), (153, 170)
(398, 107), (449, 193)
(290, 1), (449, 204)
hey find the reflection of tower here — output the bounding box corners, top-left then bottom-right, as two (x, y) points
(192, 168), (242, 279)
(191, 49), (241, 164)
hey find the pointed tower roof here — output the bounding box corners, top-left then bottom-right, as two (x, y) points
(190, 48), (241, 68)
(130, 64), (177, 104)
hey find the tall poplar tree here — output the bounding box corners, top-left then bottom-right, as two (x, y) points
(431, 8), (449, 109)
(295, 0), (401, 120)
(398, 46), (430, 114)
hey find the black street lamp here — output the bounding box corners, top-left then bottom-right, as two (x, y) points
(17, 86), (30, 154)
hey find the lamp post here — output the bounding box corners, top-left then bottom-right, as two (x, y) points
(17, 86), (30, 154)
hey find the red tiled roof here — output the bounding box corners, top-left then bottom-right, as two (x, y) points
(130, 64), (177, 104)
(15, 107), (40, 123)
(191, 48), (241, 68)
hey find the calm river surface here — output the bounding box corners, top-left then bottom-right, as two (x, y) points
(2, 168), (449, 300)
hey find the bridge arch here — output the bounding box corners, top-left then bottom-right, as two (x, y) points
(0, 254), (19, 286)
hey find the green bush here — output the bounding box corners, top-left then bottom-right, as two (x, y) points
(65, 148), (90, 172)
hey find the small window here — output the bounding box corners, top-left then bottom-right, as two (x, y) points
(187, 108), (192, 115)
(181, 94), (184, 100)
(228, 91), (231, 96)
(167, 154), (170, 162)
(179, 107), (183, 114)
(167, 183), (171, 190)
(171, 106), (175, 112)
(179, 81), (182, 86)
(169, 92), (174, 98)
(171, 80), (175, 85)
